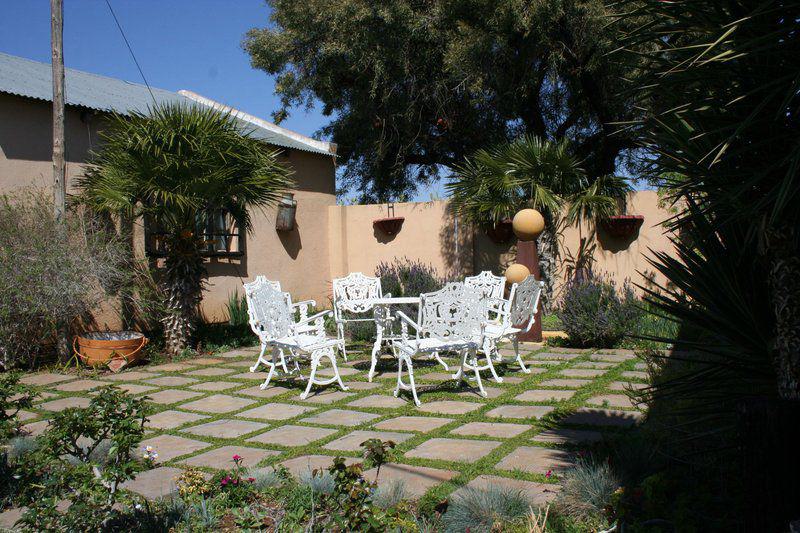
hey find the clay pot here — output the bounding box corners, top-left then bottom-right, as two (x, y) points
(505, 263), (531, 285)
(74, 331), (148, 368)
(512, 209), (545, 241)
(373, 217), (405, 235)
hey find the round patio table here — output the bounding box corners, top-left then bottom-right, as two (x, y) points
(349, 296), (420, 381)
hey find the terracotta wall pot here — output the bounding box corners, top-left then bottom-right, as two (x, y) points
(74, 331), (148, 368)
(373, 216), (405, 235)
(601, 215), (644, 238)
(484, 219), (514, 244)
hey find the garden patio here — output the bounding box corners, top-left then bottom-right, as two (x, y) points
(2, 341), (646, 528)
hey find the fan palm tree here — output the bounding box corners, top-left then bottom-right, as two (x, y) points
(447, 135), (631, 299)
(77, 104), (293, 355)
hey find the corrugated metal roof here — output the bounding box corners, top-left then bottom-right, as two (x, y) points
(0, 51), (335, 156)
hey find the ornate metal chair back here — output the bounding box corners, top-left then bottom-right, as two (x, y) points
(509, 276), (544, 332)
(243, 279), (293, 340)
(418, 282), (484, 341)
(465, 270), (506, 301)
(333, 272), (383, 315)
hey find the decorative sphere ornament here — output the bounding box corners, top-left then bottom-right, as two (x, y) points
(505, 263), (531, 285)
(512, 208), (545, 241)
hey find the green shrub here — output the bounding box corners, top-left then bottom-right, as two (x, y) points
(14, 386), (149, 531)
(556, 457), (620, 522)
(226, 288), (249, 326)
(558, 273), (641, 348)
(442, 485), (531, 532)
(0, 190), (130, 369)
(0, 372), (36, 441)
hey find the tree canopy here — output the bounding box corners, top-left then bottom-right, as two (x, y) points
(244, 0), (646, 202)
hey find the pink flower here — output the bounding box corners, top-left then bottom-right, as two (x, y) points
(545, 470), (553, 478)
(221, 477), (229, 486)
(232, 454), (243, 461)
(247, 477), (255, 483)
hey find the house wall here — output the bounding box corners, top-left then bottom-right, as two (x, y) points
(0, 93), (338, 324)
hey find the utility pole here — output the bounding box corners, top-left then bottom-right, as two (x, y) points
(51, 0), (66, 224)
(51, 0), (69, 360)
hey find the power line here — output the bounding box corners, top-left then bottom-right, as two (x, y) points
(104, 0), (156, 104)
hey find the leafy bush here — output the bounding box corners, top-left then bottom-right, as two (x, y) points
(226, 289), (249, 326)
(376, 257), (444, 299)
(14, 386), (149, 531)
(0, 372), (36, 440)
(0, 190), (129, 369)
(558, 274), (641, 348)
(442, 485), (532, 532)
(556, 457), (620, 522)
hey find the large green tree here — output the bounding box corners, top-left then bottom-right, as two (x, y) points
(244, 0), (646, 201)
(78, 104), (293, 355)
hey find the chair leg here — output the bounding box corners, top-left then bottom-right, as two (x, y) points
(469, 346), (488, 397)
(394, 352), (420, 406)
(278, 348), (289, 373)
(301, 350), (321, 400)
(432, 351), (449, 371)
(336, 322), (348, 361)
(258, 346), (279, 390)
(326, 346), (350, 392)
(369, 322), (383, 382)
(513, 337), (531, 373)
(250, 342), (267, 373)
(452, 349), (466, 382)
(483, 338), (504, 383)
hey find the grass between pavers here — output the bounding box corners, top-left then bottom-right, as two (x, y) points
(18, 343), (646, 511)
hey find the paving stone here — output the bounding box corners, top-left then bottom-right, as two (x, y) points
(496, 446), (575, 474)
(621, 371), (648, 380)
(347, 394), (408, 408)
(406, 437), (502, 462)
(316, 366), (360, 376)
(608, 381), (647, 391)
(514, 389), (575, 402)
(238, 403), (316, 421)
(146, 389), (203, 404)
(146, 410), (209, 429)
(596, 348), (636, 356)
(14, 409), (38, 421)
(588, 394), (638, 409)
(634, 362), (647, 370)
(455, 386), (504, 398)
(324, 430), (413, 451)
(40, 396), (91, 411)
(183, 419), (268, 439)
(144, 376), (198, 387)
(21, 419), (51, 436)
(373, 416), (453, 433)
(181, 445), (280, 469)
(27, 390), (57, 401)
(573, 361), (617, 369)
(486, 405), (554, 420)
(228, 372), (272, 381)
(560, 368), (606, 378)
(499, 376), (524, 384)
(516, 366), (548, 374)
(247, 425), (336, 447)
(539, 378), (592, 388)
(418, 400), (481, 415)
(217, 348), (259, 358)
(189, 381), (242, 392)
(140, 434), (210, 463)
(532, 428), (604, 444)
(534, 352), (581, 361)
(115, 383), (159, 395)
(344, 381), (383, 391)
(148, 362), (197, 372)
(419, 372), (453, 381)
(0, 506), (24, 529)
(55, 379), (108, 392)
(122, 466), (183, 500)
(549, 347), (592, 354)
(227, 360), (258, 368)
(560, 407), (643, 427)
(102, 371), (161, 381)
(451, 422), (531, 438)
(20, 372), (75, 386)
(299, 389), (356, 404)
(188, 357), (225, 365)
(279, 455), (359, 478)
(180, 394), (257, 414)
(459, 475), (560, 506)
(524, 360), (562, 366)
(300, 408), (379, 427)
(236, 385), (291, 398)
(590, 353), (633, 363)
(186, 367), (236, 377)
(362, 463), (458, 498)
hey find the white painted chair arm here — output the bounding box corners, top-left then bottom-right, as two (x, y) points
(395, 310), (420, 343)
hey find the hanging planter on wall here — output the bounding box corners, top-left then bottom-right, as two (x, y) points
(484, 218), (514, 244)
(275, 193), (297, 232)
(601, 215), (644, 238)
(373, 203), (405, 235)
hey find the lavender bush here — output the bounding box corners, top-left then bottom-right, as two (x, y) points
(558, 273), (641, 348)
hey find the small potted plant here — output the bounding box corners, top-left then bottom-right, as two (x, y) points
(601, 215), (645, 238)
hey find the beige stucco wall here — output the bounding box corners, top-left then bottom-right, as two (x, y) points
(0, 93), (338, 325)
(328, 200), (474, 284)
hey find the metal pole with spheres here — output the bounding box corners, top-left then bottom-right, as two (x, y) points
(504, 208), (545, 342)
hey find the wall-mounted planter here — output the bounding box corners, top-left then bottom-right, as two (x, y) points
(276, 193), (297, 232)
(484, 218), (514, 244)
(601, 215), (644, 238)
(373, 216), (405, 235)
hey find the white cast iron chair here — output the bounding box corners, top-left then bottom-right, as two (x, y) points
(244, 280), (348, 399)
(243, 277), (316, 373)
(464, 270), (507, 360)
(332, 272), (388, 359)
(391, 283), (489, 406)
(480, 275), (545, 374)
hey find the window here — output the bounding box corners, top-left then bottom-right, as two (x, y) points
(145, 210), (243, 258)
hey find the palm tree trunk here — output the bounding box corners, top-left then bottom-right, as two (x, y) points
(766, 226), (800, 400)
(161, 234), (205, 356)
(537, 224), (558, 311)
